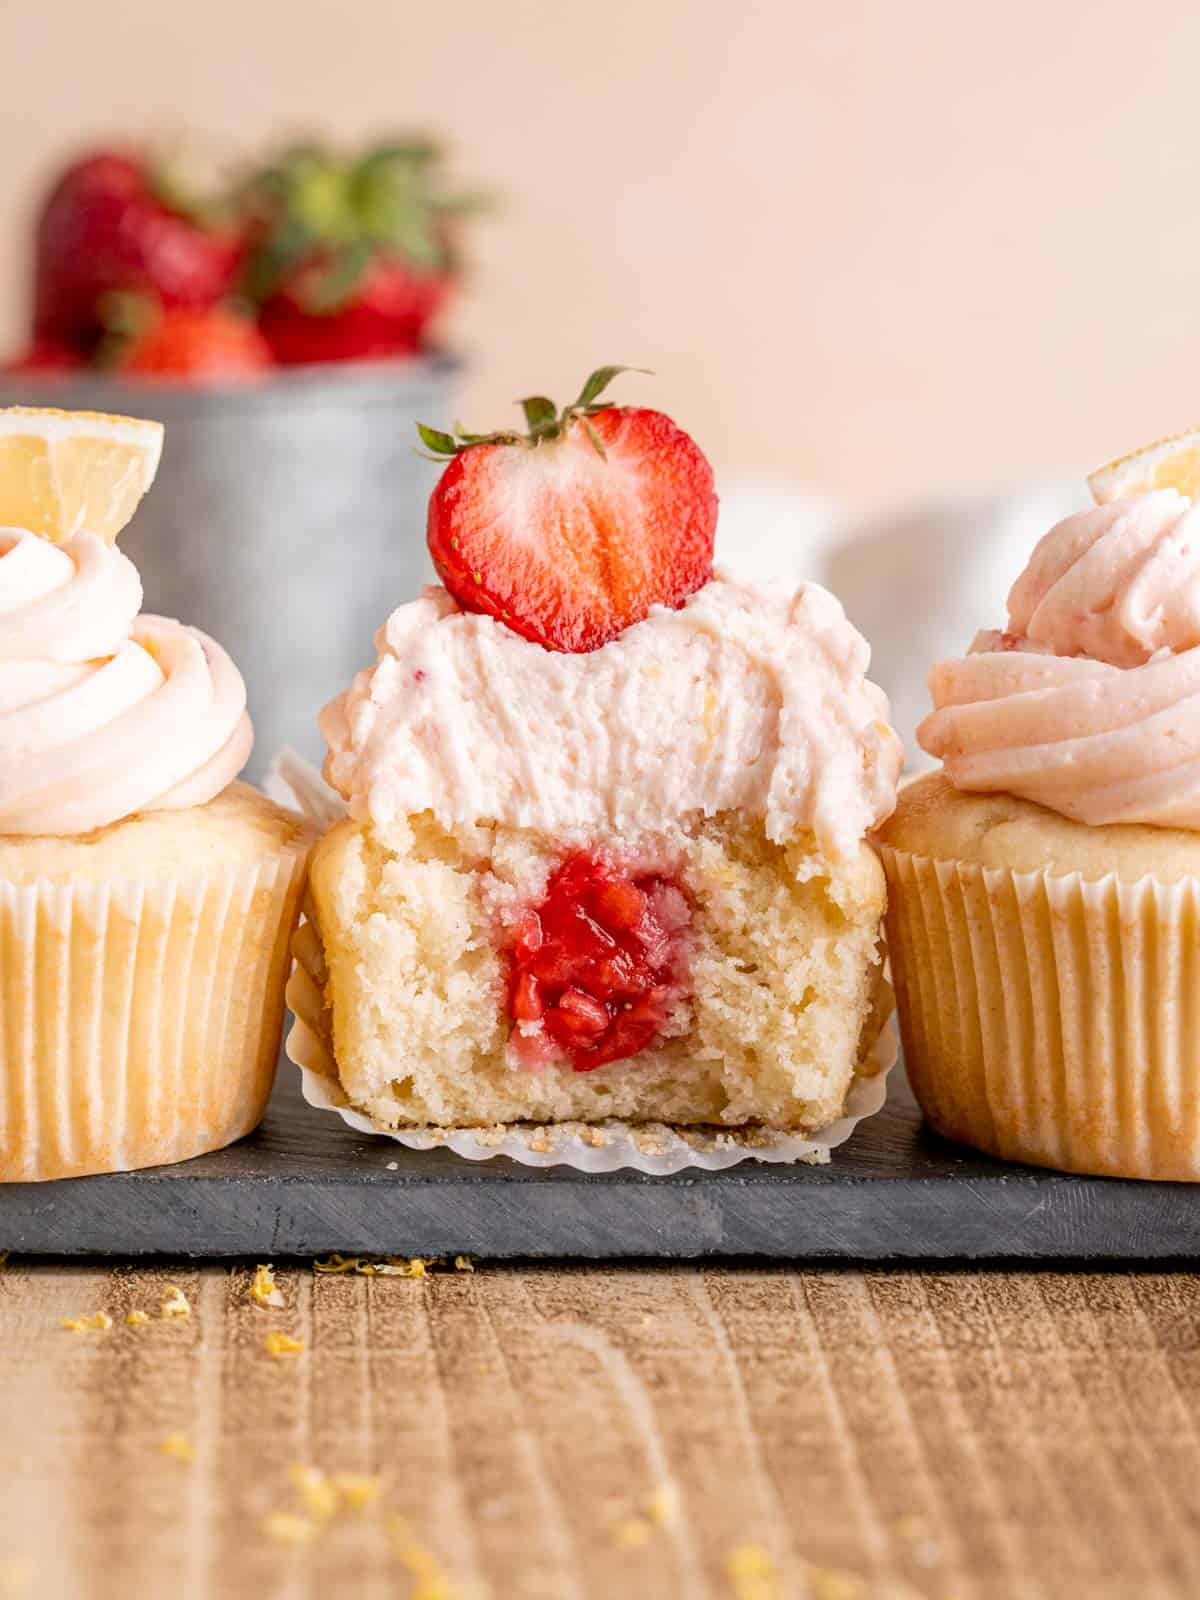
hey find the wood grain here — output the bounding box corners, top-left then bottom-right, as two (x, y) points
(2, 1262), (1198, 1598)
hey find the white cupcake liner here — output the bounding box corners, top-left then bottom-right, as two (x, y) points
(882, 843), (1200, 1180)
(0, 850), (308, 1181)
(268, 749), (898, 1175)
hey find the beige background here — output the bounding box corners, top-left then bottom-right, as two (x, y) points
(4, 0), (1200, 505)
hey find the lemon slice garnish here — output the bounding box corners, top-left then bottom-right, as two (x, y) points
(0, 406), (162, 543)
(1088, 426), (1200, 505)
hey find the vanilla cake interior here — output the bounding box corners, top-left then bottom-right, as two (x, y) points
(305, 810), (887, 1130)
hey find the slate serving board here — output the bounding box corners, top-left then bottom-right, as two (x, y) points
(3, 1064), (1199, 1260)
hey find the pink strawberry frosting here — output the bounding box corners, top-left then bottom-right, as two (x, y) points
(0, 528), (252, 835)
(321, 574), (902, 860)
(920, 490), (1200, 827)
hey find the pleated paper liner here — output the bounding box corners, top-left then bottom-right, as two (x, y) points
(881, 843), (1200, 1181)
(270, 749), (899, 1176)
(0, 845), (309, 1181)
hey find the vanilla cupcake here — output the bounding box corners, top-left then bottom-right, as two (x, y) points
(293, 369), (902, 1134)
(878, 432), (1200, 1179)
(0, 408), (314, 1180)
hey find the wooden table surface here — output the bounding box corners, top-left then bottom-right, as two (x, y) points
(2, 1259), (1197, 1600)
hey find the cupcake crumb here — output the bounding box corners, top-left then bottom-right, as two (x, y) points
(250, 1263), (285, 1309)
(160, 1285), (190, 1320)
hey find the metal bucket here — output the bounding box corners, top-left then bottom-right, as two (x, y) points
(0, 358), (457, 774)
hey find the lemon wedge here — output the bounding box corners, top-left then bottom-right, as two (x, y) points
(0, 406), (163, 543)
(1088, 427), (1200, 505)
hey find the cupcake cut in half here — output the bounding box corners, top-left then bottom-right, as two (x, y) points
(302, 369), (902, 1132)
(877, 426), (1200, 1180)
(0, 407), (315, 1181)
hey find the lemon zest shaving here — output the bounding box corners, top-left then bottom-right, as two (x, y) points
(262, 1511), (315, 1546)
(161, 1432), (195, 1465)
(264, 1331), (306, 1357)
(314, 1253), (437, 1277)
(60, 1311), (112, 1333)
(802, 1564), (869, 1600)
(288, 1464), (339, 1522)
(725, 1544), (780, 1600)
(387, 1518), (464, 1600)
(373, 1256), (430, 1278)
(331, 1472), (382, 1511)
(313, 1253), (360, 1274)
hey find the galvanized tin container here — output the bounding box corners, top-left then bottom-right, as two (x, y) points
(0, 358), (457, 774)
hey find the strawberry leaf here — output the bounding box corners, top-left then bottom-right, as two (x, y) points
(416, 423), (460, 456)
(300, 239), (375, 314)
(574, 365), (650, 409)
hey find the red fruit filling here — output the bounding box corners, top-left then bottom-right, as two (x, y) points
(506, 853), (691, 1072)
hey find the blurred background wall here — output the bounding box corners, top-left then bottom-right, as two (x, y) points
(4, 0), (1199, 505)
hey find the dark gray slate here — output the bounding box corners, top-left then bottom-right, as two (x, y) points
(2, 1067), (1199, 1261)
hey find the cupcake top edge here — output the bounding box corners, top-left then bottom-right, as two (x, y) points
(320, 571), (903, 862)
(919, 474), (1200, 831)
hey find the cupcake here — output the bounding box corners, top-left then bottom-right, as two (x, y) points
(0, 406), (314, 1181)
(294, 369), (902, 1133)
(877, 427), (1200, 1179)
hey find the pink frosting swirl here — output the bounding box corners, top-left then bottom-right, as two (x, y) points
(919, 491), (1200, 828)
(0, 529), (252, 835)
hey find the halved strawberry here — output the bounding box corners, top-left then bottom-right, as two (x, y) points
(419, 367), (717, 652)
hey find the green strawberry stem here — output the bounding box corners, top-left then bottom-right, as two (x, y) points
(240, 139), (489, 312)
(417, 365), (651, 462)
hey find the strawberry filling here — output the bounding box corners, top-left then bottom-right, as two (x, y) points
(506, 853), (691, 1072)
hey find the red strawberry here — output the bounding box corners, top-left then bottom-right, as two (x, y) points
(506, 851), (692, 1072)
(34, 152), (243, 351)
(6, 337), (84, 376)
(420, 367), (718, 652)
(256, 257), (449, 365)
(240, 141), (475, 365)
(115, 305), (272, 382)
